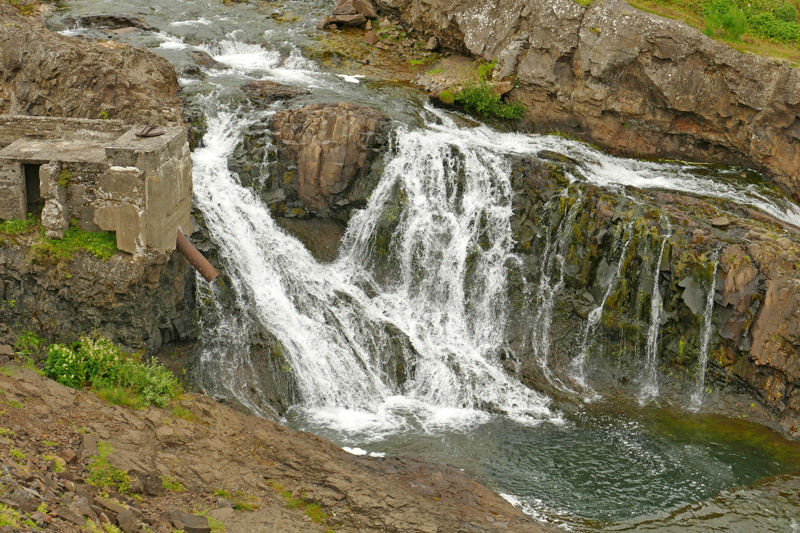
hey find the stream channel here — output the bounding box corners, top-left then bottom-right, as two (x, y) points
(50, 0), (800, 530)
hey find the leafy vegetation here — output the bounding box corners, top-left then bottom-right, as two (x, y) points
(45, 334), (182, 408)
(86, 441), (131, 493)
(454, 83), (527, 119)
(628, 0), (800, 60)
(0, 214), (37, 235)
(32, 225), (119, 263)
(161, 475), (186, 493)
(269, 481), (327, 523)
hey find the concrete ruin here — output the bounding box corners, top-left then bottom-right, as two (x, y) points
(0, 115), (192, 256)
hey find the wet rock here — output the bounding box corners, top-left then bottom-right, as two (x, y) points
(241, 80), (309, 105)
(271, 103), (389, 216)
(189, 51), (227, 70)
(678, 276), (704, 316)
(332, 13), (367, 26)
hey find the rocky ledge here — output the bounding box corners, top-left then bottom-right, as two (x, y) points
(0, 5), (183, 123)
(375, 0), (800, 200)
(0, 366), (546, 532)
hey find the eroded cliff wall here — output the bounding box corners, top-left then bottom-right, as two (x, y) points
(382, 0), (800, 199)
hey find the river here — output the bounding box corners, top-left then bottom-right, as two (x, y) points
(49, 0), (800, 530)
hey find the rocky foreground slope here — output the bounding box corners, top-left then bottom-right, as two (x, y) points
(0, 366), (545, 532)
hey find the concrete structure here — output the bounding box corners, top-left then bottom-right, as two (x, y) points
(0, 115), (192, 256)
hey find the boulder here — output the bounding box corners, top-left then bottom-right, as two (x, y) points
(0, 6), (182, 124)
(241, 80), (309, 106)
(271, 103), (388, 216)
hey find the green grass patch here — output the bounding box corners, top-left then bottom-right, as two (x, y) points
(161, 475), (185, 493)
(45, 334), (182, 408)
(6, 400), (23, 409)
(10, 448), (25, 463)
(0, 214), (36, 235)
(171, 405), (199, 422)
(627, 0), (800, 62)
(32, 225), (118, 263)
(269, 481), (328, 523)
(453, 82), (526, 119)
(0, 503), (31, 528)
(86, 441), (131, 494)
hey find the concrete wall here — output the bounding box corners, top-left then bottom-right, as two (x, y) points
(0, 115), (193, 256)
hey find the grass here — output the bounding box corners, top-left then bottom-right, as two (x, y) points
(0, 503), (34, 529)
(453, 83), (526, 119)
(627, 0), (800, 63)
(269, 481), (328, 524)
(6, 400), (23, 409)
(32, 225), (119, 263)
(171, 405), (199, 422)
(10, 448), (26, 463)
(86, 442), (131, 494)
(161, 475), (185, 493)
(0, 214), (37, 235)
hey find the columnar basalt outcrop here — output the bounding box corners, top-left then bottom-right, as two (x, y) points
(382, 0), (800, 199)
(271, 103), (389, 217)
(0, 5), (183, 124)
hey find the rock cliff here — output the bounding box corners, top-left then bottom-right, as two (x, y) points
(382, 0), (800, 200)
(0, 5), (183, 124)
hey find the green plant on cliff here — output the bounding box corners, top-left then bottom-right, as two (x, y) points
(86, 441), (131, 494)
(45, 334), (182, 408)
(0, 214), (36, 235)
(454, 82), (526, 119)
(57, 169), (72, 188)
(32, 225), (119, 263)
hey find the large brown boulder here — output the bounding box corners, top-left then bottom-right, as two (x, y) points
(389, 0), (800, 200)
(271, 103), (388, 216)
(0, 5), (183, 123)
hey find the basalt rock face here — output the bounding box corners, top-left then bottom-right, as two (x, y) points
(499, 157), (800, 437)
(0, 5), (183, 123)
(270, 103), (390, 218)
(384, 0), (800, 200)
(0, 246), (197, 355)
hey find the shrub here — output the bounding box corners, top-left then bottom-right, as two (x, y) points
(705, 0), (749, 40)
(45, 335), (182, 408)
(453, 82), (526, 120)
(750, 11), (800, 42)
(774, 2), (798, 23)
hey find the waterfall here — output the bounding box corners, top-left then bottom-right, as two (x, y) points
(528, 191), (582, 394)
(690, 251), (721, 409)
(639, 222), (672, 403)
(191, 101), (556, 438)
(571, 223), (634, 394)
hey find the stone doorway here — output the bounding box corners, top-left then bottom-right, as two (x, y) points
(23, 163), (42, 216)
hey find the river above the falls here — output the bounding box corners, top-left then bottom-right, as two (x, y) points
(48, 0), (800, 530)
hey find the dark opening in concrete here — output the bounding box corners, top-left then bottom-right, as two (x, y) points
(23, 163), (42, 216)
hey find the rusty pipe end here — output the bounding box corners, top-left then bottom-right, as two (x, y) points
(176, 230), (220, 283)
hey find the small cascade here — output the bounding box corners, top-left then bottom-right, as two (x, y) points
(639, 222), (673, 403)
(571, 223), (634, 394)
(528, 191), (583, 394)
(690, 251), (721, 409)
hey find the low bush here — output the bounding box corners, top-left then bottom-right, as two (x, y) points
(705, 0), (749, 40)
(453, 82), (526, 120)
(45, 335), (181, 408)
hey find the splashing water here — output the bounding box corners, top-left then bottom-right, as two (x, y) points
(690, 251), (721, 409)
(572, 223), (634, 394)
(528, 191), (583, 395)
(191, 100), (556, 440)
(640, 222), (673, 403)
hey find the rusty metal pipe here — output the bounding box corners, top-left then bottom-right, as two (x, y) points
(176, 230), (219, 283)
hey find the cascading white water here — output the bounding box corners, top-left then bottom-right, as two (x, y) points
(690, 252), (721, 409)
(571, 223), (634, 393)
(528, 192), (582, 394)
(640, 222), (672, 403)
(192, 101), (556, 439)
